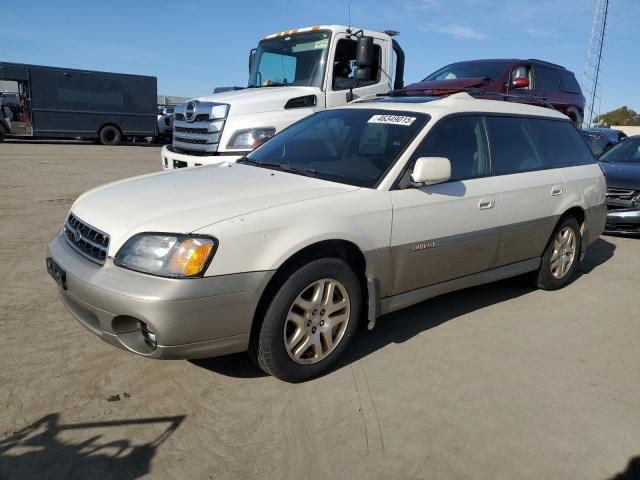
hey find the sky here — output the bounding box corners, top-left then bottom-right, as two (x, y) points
(1, 0), (637, 114)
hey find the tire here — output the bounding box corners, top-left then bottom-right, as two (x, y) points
(98, 125), (122, 145)
(533, 216), (581, 290)
(250, 257), (362, 382)
(0, 124), (6, 142)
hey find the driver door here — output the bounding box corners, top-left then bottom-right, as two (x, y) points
(325, 35), (391, 107)
(389, 115), (500, 295)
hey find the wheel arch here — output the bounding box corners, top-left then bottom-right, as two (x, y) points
(97, 122), (122, 134)
(250, 239), (368, 339)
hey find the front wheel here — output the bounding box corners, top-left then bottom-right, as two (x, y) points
(250, 257), (361, 382)
(533, 216), (581, 290)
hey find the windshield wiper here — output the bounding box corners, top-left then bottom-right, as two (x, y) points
(237, 158), (318, 177)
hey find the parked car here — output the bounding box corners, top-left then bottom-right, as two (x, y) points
(46, 93), (605, 381)
(157, 106), (175, 140)
(581, 127), (626, 157)
(404, 59), (585, 126)
(598, 136), (640, 234)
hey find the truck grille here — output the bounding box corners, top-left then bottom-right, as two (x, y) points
(174, 136), (208, 145)
(175, 113), (209, 122)
(174, 126), (209, 134)
(63, 214), (110, 264)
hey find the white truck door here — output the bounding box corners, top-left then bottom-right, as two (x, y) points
(325, 35), (391, 108)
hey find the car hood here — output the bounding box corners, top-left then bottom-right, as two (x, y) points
(195, 86), (321, 115)
(70, 164), (358, 255)
(404, 77), (491, 94)
(599, 162), (640, 190)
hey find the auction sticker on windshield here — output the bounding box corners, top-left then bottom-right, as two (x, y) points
(368, 115), (416, 126)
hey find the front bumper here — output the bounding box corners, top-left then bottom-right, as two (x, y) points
(160, 145), (242, 170)
(604, 207), (640, 235)
(47, 232), (273, 359)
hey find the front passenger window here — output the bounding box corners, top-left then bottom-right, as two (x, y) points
(412, 116), (490, 181)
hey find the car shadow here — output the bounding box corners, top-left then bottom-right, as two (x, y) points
(192, 237), (616, 380)
(607, 456), (640, 480)
(0, 413), (185, 480)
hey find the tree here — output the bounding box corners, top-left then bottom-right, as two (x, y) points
(593, 106), (640, 127)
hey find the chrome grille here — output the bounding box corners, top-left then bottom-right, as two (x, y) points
(63, 214), (110, 264)
(175, 113), (209, 122)
(174, 126), (209, 134)
(174, 136), (208, 145)
(606, 187), (636, 199)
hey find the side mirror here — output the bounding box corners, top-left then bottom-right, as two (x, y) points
(511, 77), (529, 89)
(411, 157), (451, 185)
(248, 48), (257, 73)
(354, 36), (374, 82)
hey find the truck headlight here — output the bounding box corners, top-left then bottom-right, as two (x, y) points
(114, 234), (217, 278)
(227, 127), (275, 150)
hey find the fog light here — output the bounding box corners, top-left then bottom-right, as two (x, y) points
(139, 321), (157, 350)
(163, 157), (168, 168)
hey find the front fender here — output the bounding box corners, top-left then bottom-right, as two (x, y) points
(199, 189), (393, 277)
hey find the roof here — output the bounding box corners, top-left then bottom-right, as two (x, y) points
(262, 25), (389, 40)
(345, 92), (569, 121)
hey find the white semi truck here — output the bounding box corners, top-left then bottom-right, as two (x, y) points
(161, 25), (405, 170)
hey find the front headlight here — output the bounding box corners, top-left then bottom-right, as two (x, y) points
(114, 233), (217, 278)
(227, 127), (275, 150)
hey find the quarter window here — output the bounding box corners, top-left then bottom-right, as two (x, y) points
(412, 116), (490, 181)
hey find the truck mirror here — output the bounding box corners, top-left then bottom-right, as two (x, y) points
(248, 48), (257, 73)
(356, 36), (374, 68)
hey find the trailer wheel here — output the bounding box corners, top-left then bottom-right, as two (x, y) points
(0, 124), (7, 142)
(99, 125), (122, 145)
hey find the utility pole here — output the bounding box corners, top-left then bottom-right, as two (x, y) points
(582, 0), (609, 127)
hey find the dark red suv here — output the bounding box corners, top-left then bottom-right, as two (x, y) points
(404, 59), (585, 126)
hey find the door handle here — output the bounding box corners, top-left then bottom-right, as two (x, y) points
(478, 197), (495, 210)
(551, 184), (563, 196)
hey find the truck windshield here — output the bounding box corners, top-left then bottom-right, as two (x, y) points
(424, 61), (510, 82)
(248, 31), (330, 88)
(241, 109), (429, 188)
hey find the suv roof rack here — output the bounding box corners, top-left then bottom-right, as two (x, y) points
(377, 87), (556, 110)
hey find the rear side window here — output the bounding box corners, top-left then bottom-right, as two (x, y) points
(486, 117), (543, 174)
(413, 115), (490, 181)
(534, 66), (561, 92)
(559, 70), (581, 94)
(486, 116), (594, 175)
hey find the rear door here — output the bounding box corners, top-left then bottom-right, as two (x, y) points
(389, 115), (500, 294)
(532, 65), (565, 111)
(486, 115), (565, 266)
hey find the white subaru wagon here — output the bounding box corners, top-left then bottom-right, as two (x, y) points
(47, 93), (607, 381)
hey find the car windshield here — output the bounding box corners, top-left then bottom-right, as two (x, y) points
(248, 31), (330, 88)
(241, 109), (429, 187)
(599, 137), (640, 163)
(424, 61), (510, 81)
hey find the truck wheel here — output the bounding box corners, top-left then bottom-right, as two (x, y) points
(533, 216), (581, 290)
(250, 257), (361, 382)
(99, 125), (122, 145)
(0, 124), (6, 142)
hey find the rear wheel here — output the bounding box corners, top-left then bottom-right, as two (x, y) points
(533, 216), (581, 290)
(98, 125), (122, 145)
(250, 257), (361, 382)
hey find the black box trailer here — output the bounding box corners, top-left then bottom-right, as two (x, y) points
(0, 62), (157, 144)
